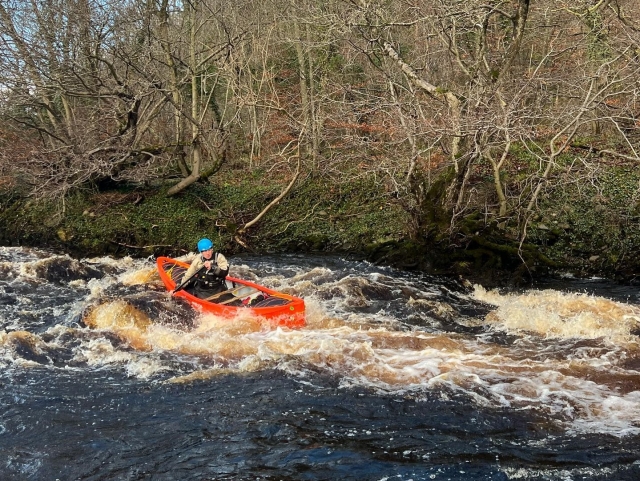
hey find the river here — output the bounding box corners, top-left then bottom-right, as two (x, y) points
(1, 246), (639, 480)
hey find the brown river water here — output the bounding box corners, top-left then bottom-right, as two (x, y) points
(1, 246), (639, 480)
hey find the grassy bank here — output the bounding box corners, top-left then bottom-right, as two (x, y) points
(1, 164), (639, 286)
(0, 171), (411, 260)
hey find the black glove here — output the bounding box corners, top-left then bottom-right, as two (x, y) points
(213, 267), (228, 278)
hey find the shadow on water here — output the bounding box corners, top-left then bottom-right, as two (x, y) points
(2, 368), (640, 481)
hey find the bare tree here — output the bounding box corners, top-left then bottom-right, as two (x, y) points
(0, 0), (174, 198)
(1, 0), (639, 256)
(334, 0), (640, 242)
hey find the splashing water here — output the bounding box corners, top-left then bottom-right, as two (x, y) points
(1, 247), (640, 480)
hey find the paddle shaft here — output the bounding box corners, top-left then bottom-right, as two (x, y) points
(172, 265), (206, 294)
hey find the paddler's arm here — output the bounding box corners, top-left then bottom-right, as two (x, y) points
(174, 252), (197, 263)
(213, 253), (229, 278)
(180, 256), (205, 286)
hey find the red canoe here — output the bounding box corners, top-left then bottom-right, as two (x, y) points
(156, 257), (305, 328)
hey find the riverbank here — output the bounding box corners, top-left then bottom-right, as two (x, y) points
(1, 166), (639, 287)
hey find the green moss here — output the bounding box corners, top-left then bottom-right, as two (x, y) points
(533, 164), (640, 275)
(0, 169), (413, 261)
(1, 152), (639, 285)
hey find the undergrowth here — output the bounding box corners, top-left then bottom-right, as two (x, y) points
(1, 161), (639, 284)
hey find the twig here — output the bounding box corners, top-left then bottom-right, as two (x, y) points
(196, 196), (214, 211)
(109, 240), (173, 249)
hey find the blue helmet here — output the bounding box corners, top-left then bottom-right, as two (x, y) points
(197, 238), (214, 252)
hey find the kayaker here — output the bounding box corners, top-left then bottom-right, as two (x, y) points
(179, 238), (230, 299)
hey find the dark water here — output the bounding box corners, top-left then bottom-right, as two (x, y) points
(1, 247), (639, 480)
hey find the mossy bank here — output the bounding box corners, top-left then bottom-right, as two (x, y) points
(1, 166), (639, 287)
(0, 172), (414, 265)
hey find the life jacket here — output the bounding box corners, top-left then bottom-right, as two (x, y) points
(193, 253), (227, 289)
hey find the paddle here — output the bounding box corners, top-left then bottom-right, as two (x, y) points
(172, 265), (206, 294)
